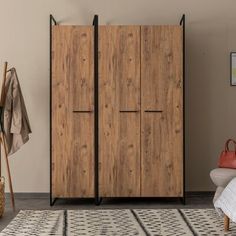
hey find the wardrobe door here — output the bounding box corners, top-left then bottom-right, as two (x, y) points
(52, 26), (94, 198)
(99, 26), (141, 197)
(141, 26), (183, 197)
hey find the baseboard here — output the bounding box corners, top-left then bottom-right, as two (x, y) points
(186, 191), (215, 197)
(5, 193), (49, 199)
(4, 191), (215, 199)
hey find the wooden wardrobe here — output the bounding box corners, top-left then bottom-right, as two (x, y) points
(50, 15), (185, 204)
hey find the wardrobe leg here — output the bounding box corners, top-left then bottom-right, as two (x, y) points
(95, 197), (102, 206)
(224, 215), (229, 231)
(180, 196), (186, 205)
(50, 197), (57, 206)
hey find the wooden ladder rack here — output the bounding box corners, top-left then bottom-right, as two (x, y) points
(0, 62), (15, 211)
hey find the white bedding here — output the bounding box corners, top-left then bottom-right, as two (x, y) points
(214, 177), (236, 223)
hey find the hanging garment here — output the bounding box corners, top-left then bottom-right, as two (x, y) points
(2, 68), (31, 155)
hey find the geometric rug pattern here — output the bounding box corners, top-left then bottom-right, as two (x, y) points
(0, 209), (236, 236)
(181, 209), (236, 235)
(133, 209), (193, 235)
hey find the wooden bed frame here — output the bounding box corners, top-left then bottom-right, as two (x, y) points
(224, 215), (229, 231)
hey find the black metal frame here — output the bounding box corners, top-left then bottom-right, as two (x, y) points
(49, 14), (57, 206)
(49, 14), (101, 206)
(92, 15), (102, 205)
(180, 14), (186, 204)
(49, 14), (186, 206)
(230, 52), (236, 86)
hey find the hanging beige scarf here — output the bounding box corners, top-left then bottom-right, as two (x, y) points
(2, 68), (31, 155)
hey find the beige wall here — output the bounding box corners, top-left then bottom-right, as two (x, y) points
(0, 0), (236, 192)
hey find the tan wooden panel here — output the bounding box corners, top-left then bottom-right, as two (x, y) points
(141, 113), (183, 196)
(52, 26), (94, 198)
(141, 26), (183, 197)
(72, 27), (94, 111)
(118, 113), (140, 196)
(119, 27), (140, 110)
(99, 26), (141, 197)
(71, 114), (94, 197)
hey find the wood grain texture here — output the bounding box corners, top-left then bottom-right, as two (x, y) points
(72, 27), (94, 111)
(72, 114), (94, 197)
(99, 26), (141, 197)
(119, 27), (140, 110)
(118, 113), (140, 196)
(141, 26), (183, 197)
(224, 215), (230, 232)
(52, 26), (94, 198)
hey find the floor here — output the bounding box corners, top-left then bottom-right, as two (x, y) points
(0, 193), (214, 232)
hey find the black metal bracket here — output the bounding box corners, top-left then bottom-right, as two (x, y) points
(180, 14), (186, 205)
(180, 14), (185, 26)
(50, 15), (57, 26)
(50, 14), (57, 207)
(93, 15), (101, 206)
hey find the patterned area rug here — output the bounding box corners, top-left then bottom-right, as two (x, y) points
(0, 209), (236, 236)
